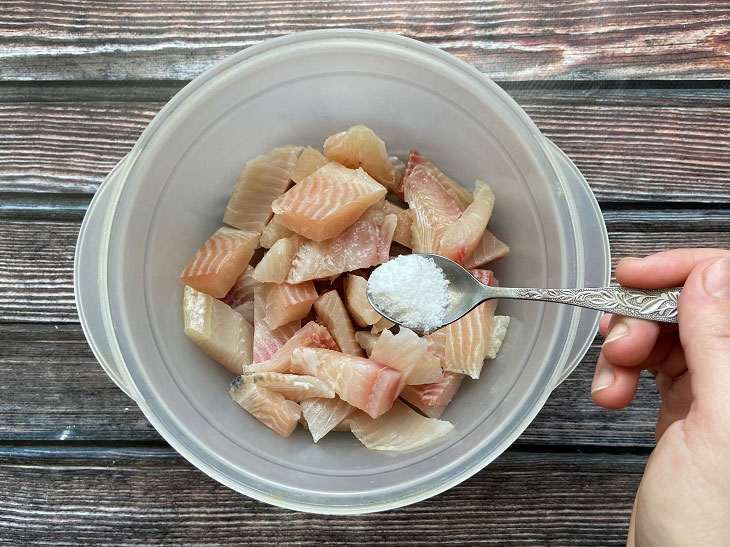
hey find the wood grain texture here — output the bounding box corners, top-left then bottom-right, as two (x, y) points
(3, 89), (730, 201)
(2, 217), (727, 323)
(0, 445), (643, 545)
(3, 1), (730, 81)
(0, 322), (661, 446)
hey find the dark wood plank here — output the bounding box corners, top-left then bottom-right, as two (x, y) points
(2, 1), (730, 81)
(4, 92), (730, 202)
(1, 217), (727, 323)
(0, 321), (662, 446)
(0, 445), (642, 544)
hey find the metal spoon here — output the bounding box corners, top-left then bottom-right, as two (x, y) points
(367, 254), (681, 333)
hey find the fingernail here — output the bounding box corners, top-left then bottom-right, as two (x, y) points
(603, 322), (629, 345)
(592, 362), (615, 393)
(703, 258), (730, 300)
(620, 257), (641, 262)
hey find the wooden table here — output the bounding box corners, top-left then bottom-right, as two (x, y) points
(2, 2), (729, 544)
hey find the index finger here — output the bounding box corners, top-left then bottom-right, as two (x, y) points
(616, 248), (730, 288)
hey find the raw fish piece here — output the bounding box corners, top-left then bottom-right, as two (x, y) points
(234, 301), (255, 324)
(221, 265), (256, 323)
(399, 149), (472, 209)
(300, 396), (355, 442)
(260, 217), (294, 249)
(438, 270), (498, 379)
(291, 146), (328, 183)
(400, 372), (464, 419)
(263, 281), (318, 330)
(468, 268), (494, 286)
(369, 329), (443, 388)
(355, 331), (379, 356)
(183, 286), (253, 375)
(234, 372), (334, 402)
(486, 315), (510, 359)
(313, 290), (363, 356)
(291, 348), (402, 418)
(389, 156), (406, 192)
(349, 400), (453, 451)
(323, 125), (397, 189)
(180, 227), (259, 298)
(223, 145), (301, 233)
(383, 200), (412, 248)
(272, 162), (387, 242)
(229, 377), (300, 437)
(245, 321), (338, 373)
(344, 274), (380, 327)
(253, 235), (301, 283)
(403, 165), (461, 254)
(461, 230), (510, 269)
(438, 181), (495, 263)
(286, 204), (396, 283)
(252, 284), (300, 362)
(371, 316), (394, 334)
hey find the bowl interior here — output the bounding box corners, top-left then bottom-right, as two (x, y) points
(105, 33), (581, 511)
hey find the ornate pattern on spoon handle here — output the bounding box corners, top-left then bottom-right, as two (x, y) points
(512, 287), (681, 323)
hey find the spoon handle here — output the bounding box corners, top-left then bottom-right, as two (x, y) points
(488, 286), (681, 323)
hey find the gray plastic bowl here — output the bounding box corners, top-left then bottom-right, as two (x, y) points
(75, 30), (610, 514)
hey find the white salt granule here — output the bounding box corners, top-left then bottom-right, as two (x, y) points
(367, 255), (449, 332)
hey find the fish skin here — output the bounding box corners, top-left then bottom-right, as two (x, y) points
(291, 146), (328, 184)
(437, 181), (495, 264)
(223, 145), (302, 233)
(344, 274), (381, 327)
(403, 165), (461, 254)
(245, 320), (339, 374)
(229, 378), (301, 437)
(233, 372), (335, 402)
(399, 149), (473, 209)
(180, 227), (259, 298)
(259, 216), (295, 249)
(183, 285), (253, 375)
(323, 124), (397, 190)
(313, 290), (363, 356)
(272, 162), (387, 242)
(290, 347), (402, 419)
(349, 400), (453, 451)
(263, 281), (318, 330)
(461, 230), (510, 269)
(252, 284), (301, 363)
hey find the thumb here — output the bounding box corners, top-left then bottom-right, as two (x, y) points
(678, 257), (730, 401)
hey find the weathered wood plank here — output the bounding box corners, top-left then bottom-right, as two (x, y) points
(2, 1), (730, 81)
(1, 218), (727, 323)
(0, 445), (642, 544)
(0, 321), (662, 446)
(3, 90), (730, 201)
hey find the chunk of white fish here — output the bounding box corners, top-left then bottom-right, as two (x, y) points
(183, 285), (253, 375)
(300, 397), (356, 442)
(233, 372), (334, 402)
(349, 400), (453, 452)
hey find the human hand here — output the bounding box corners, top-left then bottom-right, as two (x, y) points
(590, 248), (730, 547)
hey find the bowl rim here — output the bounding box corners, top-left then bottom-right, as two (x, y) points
(90, 29), (606, 514)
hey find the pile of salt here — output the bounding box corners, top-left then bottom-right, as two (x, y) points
(367, 255), (449, 332)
